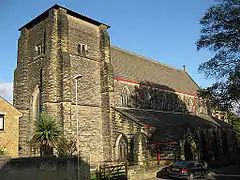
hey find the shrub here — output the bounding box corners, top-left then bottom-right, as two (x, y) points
(56, 136), (77, 157)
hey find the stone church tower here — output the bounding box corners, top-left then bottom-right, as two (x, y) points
(14, 5), (114, 163)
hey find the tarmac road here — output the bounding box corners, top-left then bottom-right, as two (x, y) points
(146, 165), (240, 180)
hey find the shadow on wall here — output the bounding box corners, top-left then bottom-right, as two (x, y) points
(0, 156), (90, 180)
(132, 81), (189, 113)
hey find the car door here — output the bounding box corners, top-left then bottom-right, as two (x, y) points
(194, 162), (203, 178)
(186, 162), (197, 177)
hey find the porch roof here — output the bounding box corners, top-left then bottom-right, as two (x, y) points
(113, 107), (232, 143)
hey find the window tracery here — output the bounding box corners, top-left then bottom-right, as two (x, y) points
(115, 134), (128, 161)
(121, 86), (130, 107)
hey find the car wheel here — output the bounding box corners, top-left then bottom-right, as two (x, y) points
(187, 173), (194, 180)
(201, 171), (207, 178)
(201, 173), (206, 178)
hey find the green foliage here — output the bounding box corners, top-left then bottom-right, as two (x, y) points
(0, 137), (8, 156)
(31, 112), (61, 156)
(197, 85), (232, 111)
(196, 0), (240, 111)
(229, 112), (240, 135)
(55, 136), (77, 157)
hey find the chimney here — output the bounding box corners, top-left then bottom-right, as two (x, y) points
(183, 65), (186, 72)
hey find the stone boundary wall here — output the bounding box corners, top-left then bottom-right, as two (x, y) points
(128, 165), (163, 180)
(0, 156), (90, 180)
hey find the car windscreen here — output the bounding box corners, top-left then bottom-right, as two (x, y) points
(173, 161), (194, 167)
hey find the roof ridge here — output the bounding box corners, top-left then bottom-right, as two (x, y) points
(114, 106), (188, 115)
(111, 45), (184, 72)
(0, 96), (13, 105)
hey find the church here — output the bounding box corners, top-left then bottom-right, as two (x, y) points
(14, 4), (236, 165)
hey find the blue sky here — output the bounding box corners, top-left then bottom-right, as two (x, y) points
(0, 0), (215, 103)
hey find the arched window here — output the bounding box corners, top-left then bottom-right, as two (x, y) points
(121, 86), (130, 107)
(119, 138), (128, 160)
(142, 89), (151, 108)
(32, 85), (41, 120)
(115, 134), (128, 161)
(185, 97), (194, 112)
(162, 93), (168, 110)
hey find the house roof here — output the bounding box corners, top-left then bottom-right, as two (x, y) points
(111, 46), (200, 95)
(113, 107), (232, 143)
(0, 96), (22, 116)
(19, 4), (110, 31)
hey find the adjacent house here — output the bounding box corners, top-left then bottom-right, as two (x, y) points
(0, 96), (22, 158)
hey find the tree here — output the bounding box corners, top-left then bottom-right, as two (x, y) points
(31, 112), (61, 156)
(229, 112), (240, 133)
(196, 0), (240, 111)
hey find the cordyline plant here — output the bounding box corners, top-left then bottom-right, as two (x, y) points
(30, 112), (61, 156)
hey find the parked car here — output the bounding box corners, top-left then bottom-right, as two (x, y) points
(156, 160), (208, 180)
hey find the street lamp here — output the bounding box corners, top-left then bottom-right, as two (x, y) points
(74, 74), (82, 180)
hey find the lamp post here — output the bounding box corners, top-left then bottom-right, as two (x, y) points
(74, 74), (82, 180)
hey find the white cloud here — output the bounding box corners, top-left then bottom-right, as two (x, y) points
(0, 82), (13, 103)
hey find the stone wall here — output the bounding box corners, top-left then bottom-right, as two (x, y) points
(112, 110), (154, 164)
(0, 156), (90, 180)
(14, 8), (60, 157)
(128, 165), (162, 180)
(114, 80), (208, 114)
(0, 98), (21, 158)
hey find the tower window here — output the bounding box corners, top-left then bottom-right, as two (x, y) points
(35, 44), (44, 56)
(77, 43), (88, 57)
(34, 31), (46, 57)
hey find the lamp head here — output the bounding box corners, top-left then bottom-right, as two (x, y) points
(74, 74), (83, 80)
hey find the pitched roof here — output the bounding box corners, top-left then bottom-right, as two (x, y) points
(0, 96), (22, 116)
(113, 107), (231, 129)
(19, 4), (110, 31)
(111, 46), (199, 95)
(113, 107), (232, 143)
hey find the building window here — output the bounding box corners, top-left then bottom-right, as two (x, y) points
(77, 43), (88, 57)
(34, 31), (46, 57)
(0, 115), (4, 131)
(115, 134), (128, 161)
(43, 30), (46, 54)
(142, 89), (151, 108)
(122, 86), (130, 107)
(35, 44), (44, 56)
(32, 85), (41, 120)
(118, 138), (128, 161)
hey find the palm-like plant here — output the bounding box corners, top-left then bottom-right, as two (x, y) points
(31, 112), (61, 156)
